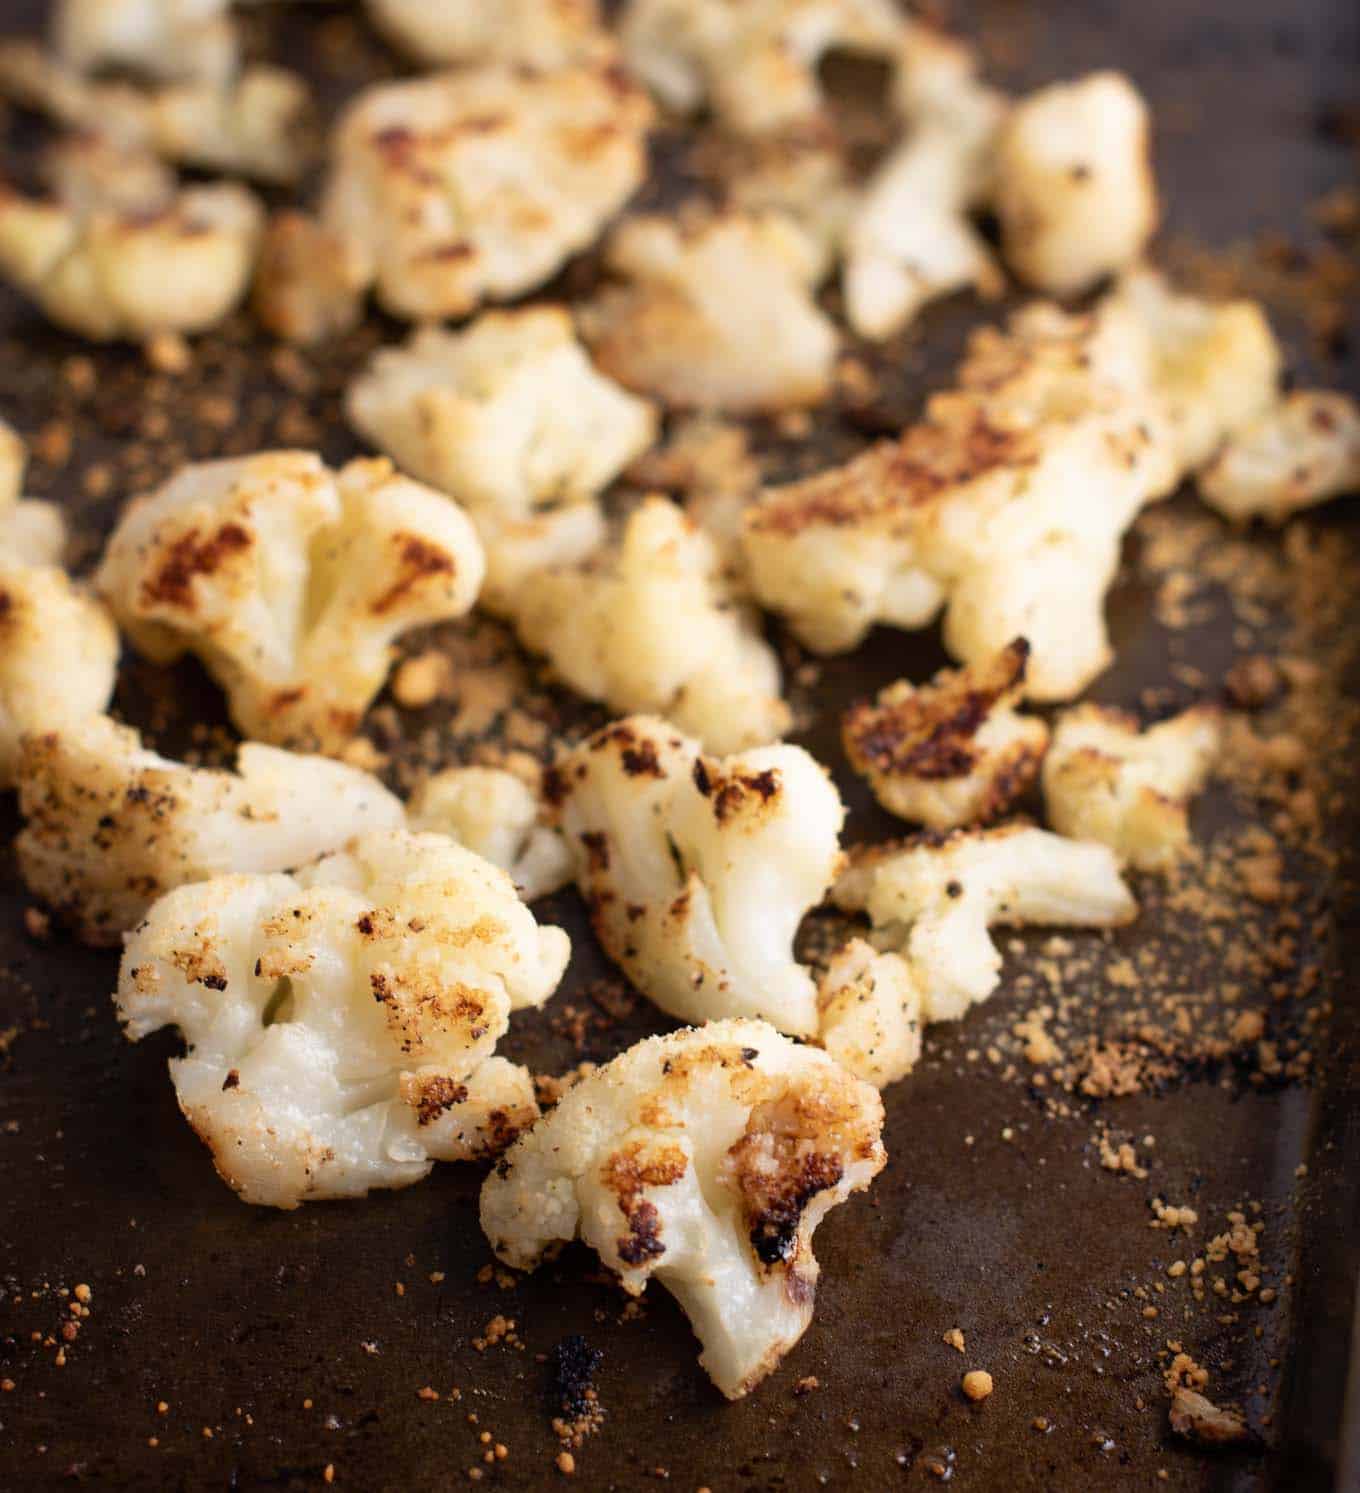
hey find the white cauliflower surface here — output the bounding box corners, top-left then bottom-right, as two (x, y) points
(407, 766), (574, 903)
(842, 639), (1050, 830)
(511, 498), (789, 754)
(620, 0), (904, 136)
(0, 163), (262, 341)
(743, 295), (1178, 696)
(844, 26), (1006, 339)
(363, 0), (606, 67)
(251, 210), (368, 345)
(552, 716), (843, 1036)
(1043, 704), (1222, 871)
(0, 42), (315, 185)
(55, 0), (237, 85)
(994, 72), (1158, 297)
(1198, 391), (1360, 524)
(834, 824), (1137, 1022)
(319, 62), (652, 322)
(580, 211), (839, 414)
(0, 573), (118, 791)
(15, 714), (406, 944)
(0, 417), (65, 566)
(815, 938), (922, 1089)
(116, 830), (569, 1207)
(480, 1018), (885, 1398)
(1111, 267), (1282, 478)
(95, 452), (484, 752)
(346, 307), (656, 519)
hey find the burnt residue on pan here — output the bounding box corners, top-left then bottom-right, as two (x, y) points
(0, 0), (1357, 1489)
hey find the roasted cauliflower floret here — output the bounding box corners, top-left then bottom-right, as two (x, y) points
(15, 714), (406, 943)
(55, 0), (236, 85)
(319, 62), (652, 322)
(1042, 704), (1221, 871)
(815, 939), (922, 1088)
(742, 441), (948, 653)
(0, 572), (117, 790)
(1198, 391), (1360, 524)
(96, 452), (484, 752)
(994, 72), (1157, 297)
(553, 717), (843, 1035)
(116, 829), (569, 1208)
(407, 766), (574, 903)
(251, 211), (367, 345)
(743, 296), (1177, 695)
(834, 825), (1136, 1022)
(0, 417), (65, 566)
(0, 43), (315, 185)
(364, 0), (606, 67)
(1111, 267), (1282, 476)
(620, 0), (903, 136)
(512, 498), (789, 753)
(842, 639), (1049, 829)
(845, 27), (1006, 339)
(581, 211), (838, 414)
(347, 307), (656, 521)
(0, 168), (262, 341)
(480, 1018), (885, 1398)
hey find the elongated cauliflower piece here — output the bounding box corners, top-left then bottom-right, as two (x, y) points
(96, 452), (484, 751)
(994, 72), (1157, 297)
(743, 296), (1177, 696)
(0, 574), (118, 791)
(0, 43), (316, 185)
(1111, 267), (1282, 477)
(845, 26), (1006, 339)
(474, 503), (609, 620)
(1198, 391), (1360, 524)
(815, 939), (922, 1088)
(742, 441), (948, 653)
(581, 211), (838, 414)
(16, 714), (406, 943)
(407, 766), (574, 902)
(1042, 704), (1221, 871)
(620, 0), (904, 136)
(319, 62), (652, 322)
(843, 639), (1049, 829)
(346, 308), (656, 521)
(116, 829), (569, 1207)
(834, 824), (1136, 1022)
(552, 716), (843, 1035)
(0, 169), (262, 341)
(364, 0), (606, 67)
(481, 1018), (885, 1398)
(0, 418), (65, 566)
(513, 499), (789, 753)
(55, 0), (236, 86)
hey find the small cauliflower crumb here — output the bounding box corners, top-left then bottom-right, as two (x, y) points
(962, 1369), (993, 1402)
(943, 1328), (965, 1353)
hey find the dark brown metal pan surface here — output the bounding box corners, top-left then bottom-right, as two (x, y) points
(0, 1), (1357, 1489)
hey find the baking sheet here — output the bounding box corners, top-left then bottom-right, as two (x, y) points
(0, 0), (1358, 1488)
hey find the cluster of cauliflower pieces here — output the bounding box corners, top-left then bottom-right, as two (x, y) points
(2, 0), (1358, 1408)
